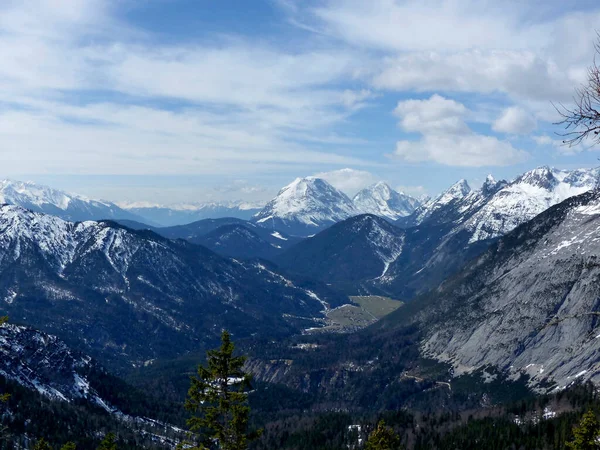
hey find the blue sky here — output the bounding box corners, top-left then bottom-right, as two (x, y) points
(2, 0), (600, 205)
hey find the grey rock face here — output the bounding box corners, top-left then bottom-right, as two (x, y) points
(417, 191), (600, 388)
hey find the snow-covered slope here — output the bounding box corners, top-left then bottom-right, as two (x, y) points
(0, 180), (143, 223)
(462, 167), (599, 243)
(272, 167), (599, 300)
(401, 167), (599, 242)
(400, 179), (472, 227)
(0, 205), (346, 367)
(0, 320), (188, 445)
(353, 182), (420, 221)
(253, 177), (359, 236)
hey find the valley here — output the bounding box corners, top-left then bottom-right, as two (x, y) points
(311, 295), (403, 333)
(2, 165), (600, 448)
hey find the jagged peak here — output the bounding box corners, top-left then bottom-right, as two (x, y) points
(515, 166), (556, 186)
(354, 181), (393, 199)
(481, 174), (507, 197)
(277, 176), (342, 197)
(353, 182), (420, 220)
(435, 179), (471, 203)
(372, 180), (393, 190)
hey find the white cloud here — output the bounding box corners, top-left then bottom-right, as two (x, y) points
(285, 0), (599, 105)
(3, 0), (600, 201)
(392, 95), (529, 167)
(373, 50), (576, 103)
(313, 168), (378, 195)
(393, 94), (468, 134)
(394, 134), (528, 167)
(493, 107), (537, 134)
(0, 0), (377, 178)
(310, 0), (548, 53)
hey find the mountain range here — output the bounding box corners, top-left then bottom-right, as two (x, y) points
(3, 165), (600, 427)
(0, 180), (145, 223)
(251, 177), (421, 236)
(276, 167), (600, 299)
(0, 204), (346, 369)
(244, 189), (600, 418)
(121, 202), (264, 227)
(0, 178), (422, 231)
(383, 189), (600, 388)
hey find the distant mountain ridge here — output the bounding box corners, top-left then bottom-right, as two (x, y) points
(399, 167), (599, 240)
(253, 177), (421, 236)
(148, 217), (302, 260)
(277, 166), (599, 299)
(0, 204), (346, 368)
(0, 179), (145, 223)
(353, 182), (420, 221)
(123, 201), (264, 227)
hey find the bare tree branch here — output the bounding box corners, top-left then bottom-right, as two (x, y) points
(556, 32), (600, 147)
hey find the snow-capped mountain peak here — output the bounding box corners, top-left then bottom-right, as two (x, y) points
(0, 179), (143, 223)
(353, 182), (420, 220)
(253, 177), (358, 236)
(440, 179), (471, 203)
(462, 166), (600, 243)
(407, 179), (472, 225)
(0, 179), (90, 210)
(513, 165), (558, 190)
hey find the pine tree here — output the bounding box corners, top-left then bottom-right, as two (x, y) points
(60, 443), (77, 450)
(33, 438), (53, 450)
(567, 410), (600, 450)
(365, 421), (402, 450)
(184, 330), (261, 450)
(97, 432), (117, 450)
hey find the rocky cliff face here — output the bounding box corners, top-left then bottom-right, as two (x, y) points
(411, 191), (600, 389)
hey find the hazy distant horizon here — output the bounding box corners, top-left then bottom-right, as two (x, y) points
(3, 0), (600, 204)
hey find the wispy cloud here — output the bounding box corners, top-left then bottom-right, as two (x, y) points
(0, 0), (375, 177)
(3, 0), (600, 202)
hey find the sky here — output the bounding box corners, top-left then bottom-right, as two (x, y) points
(2, 0), (600, 205)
